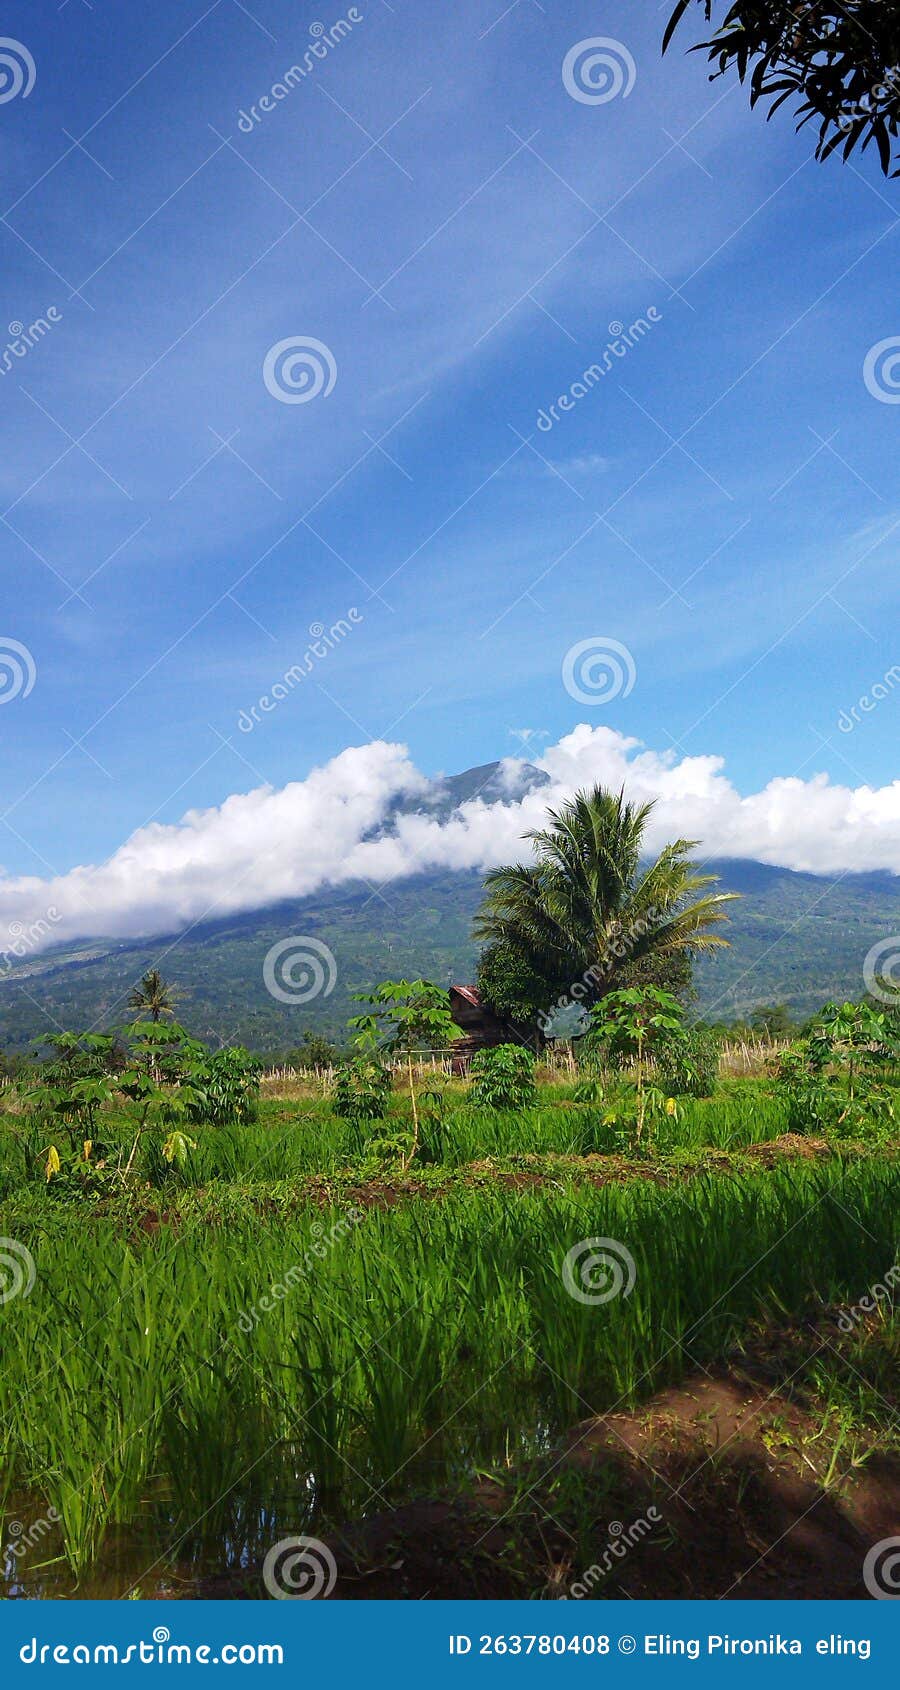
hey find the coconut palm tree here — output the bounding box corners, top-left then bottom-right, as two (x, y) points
(127, 968), (177, 1024)
(474, 786), (738, 1022)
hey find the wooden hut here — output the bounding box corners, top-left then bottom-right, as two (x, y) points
(448, 985), (509, 1073)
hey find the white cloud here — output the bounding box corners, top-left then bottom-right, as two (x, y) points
(2, 725), (900, 960)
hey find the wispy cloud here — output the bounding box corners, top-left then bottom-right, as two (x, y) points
(2, 725), (899, 959)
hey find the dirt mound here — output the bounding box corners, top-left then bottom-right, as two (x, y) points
(304, 1371), (899, 1600)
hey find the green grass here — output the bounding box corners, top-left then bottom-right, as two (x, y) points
(0, 1077), (792, 1199)
(1, 1156), (898, 1588)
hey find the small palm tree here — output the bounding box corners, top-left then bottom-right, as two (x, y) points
(475, 785), (737, 1019)
(127, 968), (177, 1024)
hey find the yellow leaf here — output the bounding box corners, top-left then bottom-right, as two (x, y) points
(45, 1145), (61, 1180)
(82, 1140), (92, 1162)
(666, 1097), (677, 1116)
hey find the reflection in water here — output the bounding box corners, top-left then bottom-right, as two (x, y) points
(3, 1415), (553, 1599)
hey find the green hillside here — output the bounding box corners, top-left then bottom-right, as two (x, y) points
(1, 854), (899, 1054)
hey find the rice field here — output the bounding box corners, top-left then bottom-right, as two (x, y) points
(0, 1065), (898, 1598)
(0, 1077), (792, 1196)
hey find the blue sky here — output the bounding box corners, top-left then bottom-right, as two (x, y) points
(2, 0), (899, 887)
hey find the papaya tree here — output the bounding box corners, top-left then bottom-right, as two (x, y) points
(348, 980), (455, 1167)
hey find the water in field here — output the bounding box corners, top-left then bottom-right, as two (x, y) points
(3, 1157), (898, 1599)
(2, 1418), (549, 1599)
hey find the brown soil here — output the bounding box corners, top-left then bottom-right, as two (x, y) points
(332, 1376), (898, 1601)
(296, 1134), (835, 1209)
(204, 1356), (899, 1601)
(116, 1137), (857, 1229)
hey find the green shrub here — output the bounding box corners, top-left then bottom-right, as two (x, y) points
(777, 1005), (899, 1142)
(656, 1026), (720, 1097)
(187, 1046), (260, 1126)
(330, 1056), (392, 1121)
(469, 1044), (536, 1110)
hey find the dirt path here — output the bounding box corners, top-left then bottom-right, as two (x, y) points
(294, 1133), (836, 1209)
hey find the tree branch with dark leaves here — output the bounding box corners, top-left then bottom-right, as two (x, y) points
(664, 1), (900, 175)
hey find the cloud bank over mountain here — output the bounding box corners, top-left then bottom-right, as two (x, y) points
(3, 726), (900, 960)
